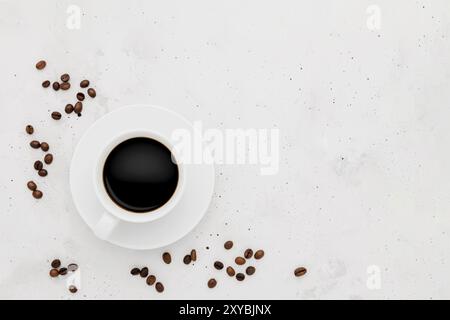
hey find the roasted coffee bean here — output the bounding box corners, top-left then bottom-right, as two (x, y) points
(51, 259), (61, 268)
(294, 267), (307, 277)
(60, 74), (70, 82)
(25, 125), (34, 135)
(65, 104), (74, 114)
(35, 60), (46, 70)
(42, 80), (50, 88)
(254, 250), (264, 260)
(190, 249), (197, 262)
(49, 268), (59, 277)
(80, 80), (90, 88)
(40, 142), (49, 152)
(140, 267), (149, 278)
(74, 102), (82, 114)
(224, 241), (233, 250)
(76, 92), (85, 101)
(69, 285), (78, 293)
(27, 181), (37, 191)
(60, 82), (71, 90)
(214, 261), (224, 270)
(30, 140), (40, 149)
(235, 257), (246, 265)
(67, 263), (78, 272)
(162, 252), (171, 264)
(245, 266), (256, 276)
(34, 160), (43, 171)
(87, 88), (96, 98)
(207, 278), (217, 288)
(183, 255), (192, 264)
(146, 275), (156, 286)
(236, 273), (245, 281)
(44, 154), (53, 165)
(244, 249), (253, 259)
(226, 266), (235, 277)
(32, 190), (43, 199)
(130, 267), (141, 275)
(155, 282), (164, 293)
(52, 82), (60, 91)
(58, 267), (68, 275)
(51, 111), (62, 120)
(38, 169), (48, 177)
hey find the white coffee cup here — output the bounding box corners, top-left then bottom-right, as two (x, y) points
(92, 129), (185, 240)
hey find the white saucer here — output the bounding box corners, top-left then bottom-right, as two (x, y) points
(70, 105), (215, 250)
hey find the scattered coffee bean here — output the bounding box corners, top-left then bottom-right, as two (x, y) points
(214, 261), (224, 270)
(162, 252), (171, 264)
(60, 82), (71, 90)
(40, 142), (49, 152)
(244, 249), (253, 259)
(58, 267), (68, 275)
(42, 80), (50, 88)
(51, 111), (62, 120)
(49, 268), (59, 277)
(25, 125), (34, 135)
(74, 102), (83, 115)
(51, 259), (61, 268)
(224, 241), (233, 250)
(183, 255), (192, 265)
(245, 266), (256, 276)
(65, 104), (74, 114)
(38, 169), (48, 177)
(80, 80), (90, 88)
(32, 190), (43, 199)
(69, 285), (78, 293)
(294, 267), (307, 277)
(254, 250), (264, 260)
(67, 263), (78, 272)
(140, 267), (149, 278)
(60, 74), (70, 82)
(190, 249), (197, 262)
(30, 140), (41, 149)
(155, 282), (164, 293)
(52, 82), (60, 91)
(235, 257), (246, 265)
(226, 266), (235, 277)
(207, 278), (217, 288)
(44, 154), (53, 165)
(34, 160), (43, 171)
(236, 273), (245, 281)
(35, 60), (46, 70)
(87, 88), (96, 98)
(130, 267), (140, 276)
(76, 92), (85, 101)
(146, 275), (156, 286)
(27, 181), (37, 191)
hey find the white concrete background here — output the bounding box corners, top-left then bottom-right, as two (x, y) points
(1, 0), (450, 299)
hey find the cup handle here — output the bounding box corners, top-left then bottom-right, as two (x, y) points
(93, 212), (119, 240)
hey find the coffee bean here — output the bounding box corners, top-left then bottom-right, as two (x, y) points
(183, 255), (192, 264)
(30, 140), (40, 149)
(60, 82), (71, 90)
(245, 266), (256, 276)
(49, 268), (59, 277)
(40, 142), (49, 152)
(254, 250), (265, 260)
(35, 60), (46, 70)
(58, 267), (68, 275)
(190, 249), (197, 262)
(27, 181), (37, 191)
(76, 92), (85, 101)
(162, 252), (171, 264)
(60, 74), (70, 82)
(226, 266), (235, 277)
(69, 285), (78, 293)
(236, 273), (245, 281)
(51, 111), (62, 120)
(235, 257), (246, 265)
(130, 267), (141, 275)
(224, 241), (233, 250)
(80, 80), (90, 88)
(51, 259), (61, 268)
(67, 263), (78, 272)
(52, 82), (60, 91)
(32, 190), (43, 199)
(44, 154), (53, 165)
(74, 102), (82, 115)
(38, 169), (48, 177)
(155, 282), (164, 293)
(34, 160), (43, 171)
(214, 261), (224, 270)
(244, 249), (253, 259)
(87, 88), (96, 98)
(65, 104), (74, 114)
(146, 275), (156, 286)
(42, 80), (50, 88)
(140, 267), (149, 278)
(294, 267), (307, 277)
(207, 278), (217, 288)
(25, 125), (34, 135)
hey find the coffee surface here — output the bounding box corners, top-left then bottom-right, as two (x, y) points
(103, 137), (179, 213)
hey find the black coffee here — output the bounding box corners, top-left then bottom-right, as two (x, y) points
(103, 137), (179, 213)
